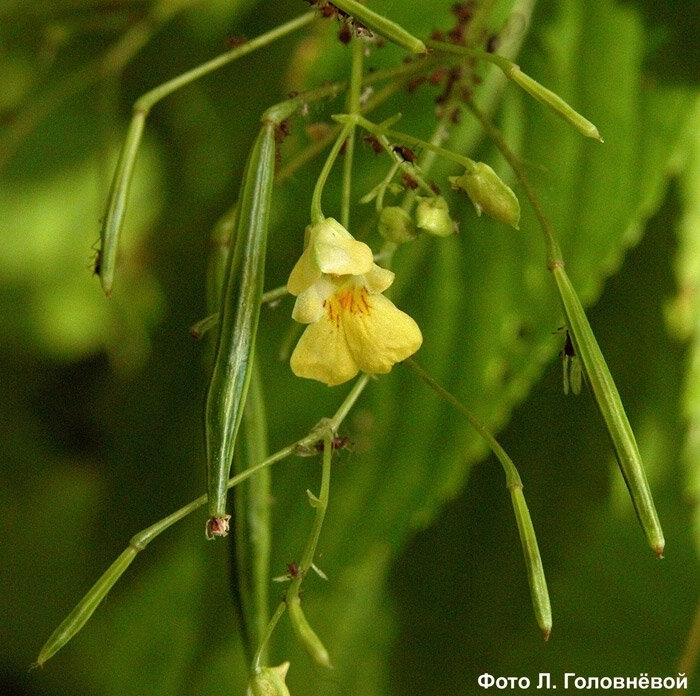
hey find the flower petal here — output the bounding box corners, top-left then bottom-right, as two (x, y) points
(312, 218), (374, 276)
(343, 293), (422, 373)
(291, 276), (336, 324)
(287, 246), (321, 296)
(290, 315), (360, 386)
(363, 264), (394, 294)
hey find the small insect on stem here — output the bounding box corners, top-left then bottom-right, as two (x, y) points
(314, 435), (352, 452)
(560, 328), (583, 396)
(401, 172), (419, 189)
(363, 134), (383, 154)
(92, 248), (102, 277)
(392, 144), (417, 163)
(225, 36), (247, 49)
(294, 434), (352, 457)
(272, 562), (303, 583)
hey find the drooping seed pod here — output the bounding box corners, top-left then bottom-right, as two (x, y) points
(205, 123), (276, 539)
(287, 595), (331, 668)
(552, 265), (664, 556)
(330, 0), (426, 54)
(508, 66), (603, 142)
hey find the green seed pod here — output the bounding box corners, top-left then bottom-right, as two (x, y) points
(247, 663), (291, 696)
(552, 265), (664, 556)
(205, 123), (276, 539)
(450, 163), (520, 229)
(378, 206), (417, 243)
(287, 596), (331, 668)
(36, 547), (139, 667)
(330, 0), (426, 54)
(415, 196), (453, 237)
(508, 66), (603, 142)
(509, 483), (552, 640)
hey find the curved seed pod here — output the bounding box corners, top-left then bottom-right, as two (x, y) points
(96, 13), (314, 296)
(205, 123), (276, 539)
(508, 66), (603, 142)
(330, 0), (426, 54)
(287, 596), (331, 668)
(552, 265), (664, 556)
(99, 114), (147, 297)
(36, 547), (138, 667)
(509, 482), (552, 640)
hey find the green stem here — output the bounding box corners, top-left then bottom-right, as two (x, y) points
(310, 120), (355, 224)
(283, 429), (333, 668)
(233, 359), (271, 664)
(335, 113), (477, 173)
(251, 601), (287, 674)
(98, 11), (315, 296)
(426, 39), (513, 71)
(405, 359), (516, 484)
(190, 285), (290, 341)
(464, 98), (563, 266)
(404, 358), (551, 638)
(427, 39), (602, 141)
(465, 99), (663, 556)
(38, 375), (371, 668)
(250, 376), (370, 671)
(340, 38), (364, 228)
(275, 64), (434, 185)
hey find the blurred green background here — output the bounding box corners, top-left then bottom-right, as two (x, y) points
(1, 0), (699, 694)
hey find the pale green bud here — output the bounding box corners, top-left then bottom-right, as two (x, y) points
(415, 196), (453, 237)
(247, 663), (291, 696)
(450, 163), (520, 229)
(378, 206), (417, 243)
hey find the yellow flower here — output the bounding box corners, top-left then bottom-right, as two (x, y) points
(287, 218), (422, 386)
(287, 217), (374, 295)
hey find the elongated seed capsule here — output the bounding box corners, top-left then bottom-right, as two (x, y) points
(424, 40), (602, 142)
(403, 358), (551, 637)
(99, 113), (147, 297)
(508, 66), (603, 142)
(287, 595), (331, 668)
(509, 482), (552, 640)
(205, 123), (276, 539)
(330, 0), (426, 54)
(36, 547), (137, 667)
(207, 202), (238, 317)
(97, 12), (315, 297)
(552, 265), (664, 555)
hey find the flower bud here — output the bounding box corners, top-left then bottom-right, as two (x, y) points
(378, 206), (417, 243)
(247, 663), (291, 696)
(450, 163), (520, 229)
(415, 196), (453, 237)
